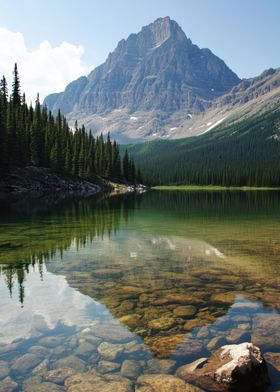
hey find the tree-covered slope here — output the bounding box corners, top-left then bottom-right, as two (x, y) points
(125, 104), (280, 186)
(0, 65), (141, 185)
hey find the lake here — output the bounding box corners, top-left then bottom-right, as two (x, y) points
(0, 190), (280, 391)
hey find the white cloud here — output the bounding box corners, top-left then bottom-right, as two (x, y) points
(0, 27), (93, 102)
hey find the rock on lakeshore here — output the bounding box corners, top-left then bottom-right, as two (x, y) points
(176, 342), (270, 391)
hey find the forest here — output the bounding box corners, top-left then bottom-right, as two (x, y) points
(2, 64), (280, 189)
(127, 104), (280, 187)
(0, 64), (141, 183)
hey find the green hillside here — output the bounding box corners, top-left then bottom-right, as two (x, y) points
(125, 105), (280, 186)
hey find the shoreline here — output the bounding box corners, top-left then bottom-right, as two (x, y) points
(152, 185), (280, 191)
(0, 166), (104, 200)
(0, 166), (146, 201)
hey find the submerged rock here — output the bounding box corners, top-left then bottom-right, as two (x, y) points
(116, 286), (146, 298)
(148, 317), (177, 331)
(123, 340), (144, 354)
(97, 342), (124, 360)
(65, 370), (132, 392)
(207, 336), (227, 351)
(196, 326), (210, 339)
(91, 324), (134, 343)
(11, 353), (43, 374)
(29, 345), (50, 357)
(54, 355), (86, 373)
(120, 359), (142, 379)
(252, 314), (280, 350)
(264, 352), (280, 372)
(0, 342), (19, 355)
(164, 293), (204, 305)
(144, 334), (184, 358)
(210, 292), (238, 304)
(38, 336), (64, 348)
(173, 305), (197, 317)
(75, 341), (96, 356)
(0, 361), (10, 380)
(98, 360), (121, 374)
(146, 358), (176, 374)
(176, 342), (270, 391)
(135, 374), (204, 392)
(23, 381), (64, 392)
(119, 314), (142, 328)
(32, 359), (50, 376)
(175, 338), (204, 358)
(226, 328), (249, 344)
(183, 319), (207, 331)
(0, 377), (18, 392)
(92, 269), (123, 279)
(45, 367), (76, 384)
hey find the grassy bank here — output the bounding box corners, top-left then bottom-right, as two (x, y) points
(152, 185), (280, 191)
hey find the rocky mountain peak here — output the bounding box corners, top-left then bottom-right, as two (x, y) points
(110, 16), (187, 62)
(141, 16), (187, 48)
(44, 17), (241, 142)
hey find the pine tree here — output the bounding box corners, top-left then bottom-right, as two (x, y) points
(122, 149), (130, 181)
(12, 63), (21, 108)
(64, 138), (72, 174)
(30, 94), (42, 165)
(112, 140), (121, 178)
(105, 132), (112, 177)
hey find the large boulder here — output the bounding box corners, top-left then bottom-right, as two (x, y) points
(176, 342), (270, 391)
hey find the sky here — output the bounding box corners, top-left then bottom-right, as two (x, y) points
(0, 0), (279, 101)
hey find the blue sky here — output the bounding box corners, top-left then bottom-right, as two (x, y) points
(0, 0), (279, 100)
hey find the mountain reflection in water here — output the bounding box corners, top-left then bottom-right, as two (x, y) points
(0, 191), (280, 391)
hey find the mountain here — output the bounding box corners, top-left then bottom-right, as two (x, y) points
(44, 17), (241, 142)
(170, 67), (280, 138)
(125, 104), (280, 186)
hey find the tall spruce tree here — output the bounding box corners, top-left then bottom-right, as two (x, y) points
(12, 63), (21, 108)
(30, 94), (42, 165)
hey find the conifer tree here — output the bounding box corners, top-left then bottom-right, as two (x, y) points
(12, 63), (21, 108)
(122, 149), (130, 181)
(30, 94), (42, 165)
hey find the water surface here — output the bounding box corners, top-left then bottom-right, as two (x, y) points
(0, 191), (280, 391)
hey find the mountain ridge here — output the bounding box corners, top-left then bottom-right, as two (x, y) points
(44, 17), (280, 143)
(44, 17), (242, 141)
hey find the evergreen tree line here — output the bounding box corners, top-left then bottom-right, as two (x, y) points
(128, 105), (280, 187)
(0, 64), (141, 183)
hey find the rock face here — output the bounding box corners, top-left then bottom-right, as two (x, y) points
(217, 68), (280, 108)
(176, 342), (270, 391)
(45, 17), (239, 115)
(44, 17), (240, 141)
